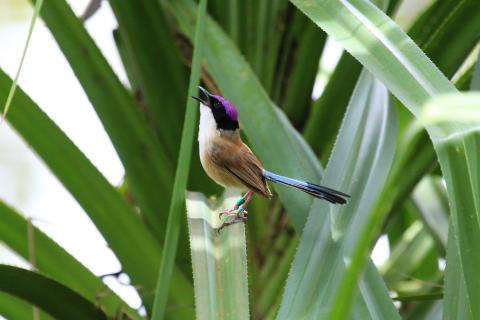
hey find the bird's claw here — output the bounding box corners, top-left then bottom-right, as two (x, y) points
(218, 195), (248, 219)
(216, 214), (248, 233)
(218, 208), (235, 219)
(219, 207), (247, 219)
(216, 207), (248, 233)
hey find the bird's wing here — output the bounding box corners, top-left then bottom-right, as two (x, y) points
(210, 140), (271, 197)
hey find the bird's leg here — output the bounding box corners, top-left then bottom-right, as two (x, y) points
(217, 191), (254, 232)
(219, 191), (254, 220)
(236, 191), (254, 219)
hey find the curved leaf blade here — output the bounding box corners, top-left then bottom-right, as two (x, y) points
(408, 0), (480, 78)
(427, 93), (480, 319)
(380, 221), (437, 286)
(1, 0), (42, 121)
(32, 0), (174, 235)
(109, 0), (219, 197)
(0, 70), (193, 314)
(277, 9), (327, 126)
(472, 52), (480, 91)
(185, 191), (249, 320)
(108, 0), (188, 157)
(287, 2), (480, 319)
(277, 71), (398, 319)
(0, 265), (109, 320)
(151, 0), (207, 318)
(369, 0), (480, 250)
(0, 292), (52, 320)
(303, 52), (362, 157)
(290, 0), (456, 113)
(444, 221), (472, 320)
(413, 177), (449, 248)
(0, 200), (139, 318)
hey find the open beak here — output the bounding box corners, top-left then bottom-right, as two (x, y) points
(192, 86), (211, 105)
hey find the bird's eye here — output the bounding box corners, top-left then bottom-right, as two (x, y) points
(213, 100), (222, 109)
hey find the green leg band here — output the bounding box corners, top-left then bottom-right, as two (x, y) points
(235, 197), (246, 207)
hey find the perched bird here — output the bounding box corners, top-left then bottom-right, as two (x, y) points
(193, 86), (349, 231)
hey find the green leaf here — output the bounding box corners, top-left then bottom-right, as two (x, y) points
(151, 0), (207, 318)
(1, 0), (42, 121)
(209, 0), (240, 46)
(277, 9), (327, 126)
(212, 0), (290, 94)
(108, 0), (188, 157)
(344, 92), (480, 319)
(0, 70), (193, 313)
(256, 235), (299, 318)
(405, 300), (443, 320)
(303, 52), (362, 157)
(285, 2), (480, 319)
(385, 0), (401, 16)
(251, 0), (289, 93)
(108, 0), (218, 279)
(380, 220), (437, 287)
(412, 177), (449, 248)
(185, 191), (249, 320)
(0, 200), (139, 318)
(378, 116), (436, 221)
(376, 63), (474, 254)
(305, 0), (479, 162)
(471, 51), (480, 90)
(444, 220), (472, 319)
(425, 92), (480, 320)
(289, 0), (456, 110)
(241, 0), (261, 63)
(32, 0), (174, 236)
(408, 0), (480, 78)
(111, 22), (218, 197)
(0, 292), (52, 320)
(371, 0), (480, 235)
(277, 71), (399, 319)
(456, 63), (475, 91)
(0, 265), (109, 319)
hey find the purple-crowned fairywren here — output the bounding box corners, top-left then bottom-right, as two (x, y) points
(193, 86), (349, 231)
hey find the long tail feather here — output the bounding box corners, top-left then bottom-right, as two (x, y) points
(263, 170), (350, 205)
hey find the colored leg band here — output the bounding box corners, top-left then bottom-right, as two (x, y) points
(236, 197), (246, 207)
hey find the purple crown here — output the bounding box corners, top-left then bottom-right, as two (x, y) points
(213, 95), (238, 122)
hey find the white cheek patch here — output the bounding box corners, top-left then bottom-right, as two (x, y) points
(198, 104), (217, 153)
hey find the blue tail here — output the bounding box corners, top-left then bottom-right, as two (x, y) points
(263, 170), (349, 205)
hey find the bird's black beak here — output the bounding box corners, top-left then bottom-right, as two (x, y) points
(192, 86), (211, 106)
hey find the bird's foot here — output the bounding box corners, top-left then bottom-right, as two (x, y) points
(216, 213), (248, 233)
(219, 206), (248, 220)
(219, 207), (237, 219)
(218, 196), (247, 219)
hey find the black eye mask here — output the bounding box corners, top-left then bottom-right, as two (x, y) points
(210, 98), (239, 131)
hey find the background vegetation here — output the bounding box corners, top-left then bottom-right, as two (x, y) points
(0, 0), (479, 319)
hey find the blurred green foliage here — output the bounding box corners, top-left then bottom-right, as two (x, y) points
(0, 0), (479, 319)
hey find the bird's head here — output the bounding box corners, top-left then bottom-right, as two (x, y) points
(193, 86), (239, 131)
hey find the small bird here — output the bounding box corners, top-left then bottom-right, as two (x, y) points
(193, 86), (349, 231)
